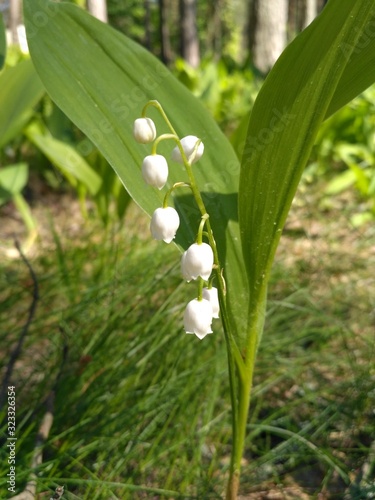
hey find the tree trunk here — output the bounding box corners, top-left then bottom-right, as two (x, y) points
(206, 0), (222, 60)
(303, 0), (318, 29)
(250, 0), (288, 74)
(144, 0), (151, 51)
(179, 0), (200, 68)
(10, 0), (22, 45)
(247, 0), (258, 60)
(159, 0), (172, 64)
(87, 0), (108, 23)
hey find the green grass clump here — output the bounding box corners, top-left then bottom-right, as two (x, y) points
(0, 202), (374, 499)
(0, 215), (230, 499)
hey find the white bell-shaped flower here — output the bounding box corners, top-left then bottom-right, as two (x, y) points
(181, 242), (213, 282)
(184, 298), (213, 340)
(142, 154), (168, 189)
(171, 135), (204, 164)
(150, 207), (180, 243)
(202, 287), (220, 318)
(133, 117), (156, 143)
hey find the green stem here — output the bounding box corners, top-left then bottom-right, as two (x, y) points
(144, 100), (201, 171)
(171, 119), (249, 500)
(179, 138), (250, 500)
(196, 213), (209, 245)
(142, 100), (178, 136)
(226, 286), (267, 499)
(197, 277), (203, 301)
(163, 182), (190, 208)
(226, 335), (256, 499)
(145, 100), (250, 499)
(152, 133), (179, 155)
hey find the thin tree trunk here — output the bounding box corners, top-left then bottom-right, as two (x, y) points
(251, 0), (288, 74)
(87, 0), (108, 23)
(247, 0), (257, 58)
(179, 0), (200, 68)
(159, 0), (172, 64)
(208, 0), (222, 60)
(144, 0), (151, 51)
(10, 0), (22, 45)
(303, 0), (317, 29)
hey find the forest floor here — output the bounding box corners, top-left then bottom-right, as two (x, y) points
(1, 178), (374, 499)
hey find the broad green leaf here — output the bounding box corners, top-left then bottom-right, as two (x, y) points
(0, 58), (44, 148)
(24, 0), (247, 343)
(325, 170), (356, 196)
(0, 14), (6, 70)
(0, 163), (28, 205)
(230, 113), (250, 160)
(25, 121), (102, 195)
(326, 11), (375, 118)
(239, 0), (375, 341)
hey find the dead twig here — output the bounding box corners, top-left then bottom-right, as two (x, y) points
(8, 393), (56, 500)
(345, 439), (375, 499)
(8, 393), (54, 500)
(0, 240), (39, 408)
(50, 486), (64, 499)
(8, 335), (69, 500)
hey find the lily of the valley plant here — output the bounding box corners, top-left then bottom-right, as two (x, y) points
(133, 102), (220, 340)
(24, 0), (375, 497)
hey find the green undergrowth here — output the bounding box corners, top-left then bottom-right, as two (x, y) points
(0, 204), (374, 499)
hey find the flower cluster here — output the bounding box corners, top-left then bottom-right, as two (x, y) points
(133, 108), (219, 340)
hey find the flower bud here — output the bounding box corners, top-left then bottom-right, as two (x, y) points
(133, 117), (157, 143)
(184, 298), (213, 339)
(202, 287), (220, 318)
(181, 242), (213, 282)
(150, 207), (180, 243)
(142, 154), (168, 189)
(171, 135), (204, 164)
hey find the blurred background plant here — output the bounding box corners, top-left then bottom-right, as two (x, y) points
(0, 38), (131, 253)
(310, 86), (375, 227)
(173, 57), (260, 136)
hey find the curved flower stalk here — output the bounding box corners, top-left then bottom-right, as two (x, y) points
(132, 102), (229, 345)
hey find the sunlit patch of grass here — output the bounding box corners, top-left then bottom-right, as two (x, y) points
(241, 187), (375, 498)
